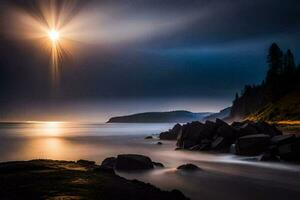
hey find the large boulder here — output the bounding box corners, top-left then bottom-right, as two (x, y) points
(115, 154), (154, 171)
(236, 123), (260, 137)
(259, 151), (280, 162)
(159, 131), (175, 140)
(271, 134), (296, 145)
(171, 123), (182, 135)
(235, 134), (271, 156)
(235, 122), (282, 137)
(216, 122), (236, 139)
(159, 123), (182, 140)
(101, 157), (117, 169)
(211, 137), (233, 152)
(177, 163), (201, 171)
(215, 118), (228, 127)
(189, 139), (212, 151)
(202, 120), (218, 138)
(176, 121), (221, 149)
(231, 121), (247, 128)
(278, 138), (300, 162)
(177, 121), (206, 148)
(254, 122), (282, 137)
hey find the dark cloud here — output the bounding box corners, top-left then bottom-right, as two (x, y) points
(0, 0), (299, 119)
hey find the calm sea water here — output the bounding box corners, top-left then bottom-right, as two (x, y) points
(0, 122), (299, 200)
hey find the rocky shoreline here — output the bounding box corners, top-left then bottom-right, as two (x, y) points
(0, 159), (189, 200)
(157, 119), (300, 162)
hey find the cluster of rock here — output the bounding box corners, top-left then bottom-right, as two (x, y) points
(99, 154), (202, 174)
(159, 119), (300, 162)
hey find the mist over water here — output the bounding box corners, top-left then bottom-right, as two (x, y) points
(0, 122), (299, 200)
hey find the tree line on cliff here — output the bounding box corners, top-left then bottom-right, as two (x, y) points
(230, 43), (300, 120)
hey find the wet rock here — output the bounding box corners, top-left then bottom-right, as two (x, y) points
(172, 120), (282, 156)
(170, 189), (189, 200)
(115, 154), (154, 171)
(101, 157), (117, 169)
(159, 131), (173, 140)
(171, 123), (182, 135)
(278, 138), (300, 162)
(271, 134), (296, 145)
(157, 142), (163, 145)
(189, 145), (201, 150)
(144, 136), (153, 139)
(231, 121), (246, 128)
(215, 118), (228, 127)
(237, 123), (259, 137)
(76, 159), (96, 166)
(177, 122), (206, 148)
(236, 134), (270, 156)
(177, 163), (201, 171)
(255, 122), (282, 137)
(152, 162), (164, 168)
(236, 122), (282, 137)
(94, 165), (116, 174)
(159, 123), (182, 140)
(216, 123), (236, 139)
(211, 137), (232, 151)
(259, 152), (280, 162)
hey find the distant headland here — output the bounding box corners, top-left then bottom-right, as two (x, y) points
(107, 110), (214, 123)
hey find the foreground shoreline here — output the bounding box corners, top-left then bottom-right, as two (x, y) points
(0, 159), (189, 200)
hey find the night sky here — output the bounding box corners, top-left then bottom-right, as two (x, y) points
(0, 0), (300, 121)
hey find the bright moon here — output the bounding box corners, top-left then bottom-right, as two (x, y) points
(49, 30), (60, 42)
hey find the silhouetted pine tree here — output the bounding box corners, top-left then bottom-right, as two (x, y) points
(265, 43), (283, 101)
(230, 43), (299, 120)
(282, 49), (297, 92)
(297, 64), (300, 89)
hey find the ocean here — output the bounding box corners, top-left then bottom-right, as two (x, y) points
(0, 122), (299, 200)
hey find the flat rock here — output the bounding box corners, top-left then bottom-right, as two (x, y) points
(115, 154), (154, 171)
(177, 163), (201, 171)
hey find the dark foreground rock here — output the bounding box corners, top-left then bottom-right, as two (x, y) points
(115, 154), (154, 170)
(177, 164), (201, 171)
(101, 154), (165, 171)
(0, 159), (189, 200)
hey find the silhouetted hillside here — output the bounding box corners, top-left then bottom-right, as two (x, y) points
(230, 43), (300, 121)
(203, 107), (231, 121)
(107, 111), (213, 123)
(247, 90), (300, 121)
